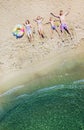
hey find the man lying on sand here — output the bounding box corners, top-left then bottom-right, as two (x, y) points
(50, 9), (72, 39)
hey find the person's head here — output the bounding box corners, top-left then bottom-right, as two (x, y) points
(49, 17), (53, 21)
(27, 20), (30, 24)
(37, 16), (41, 20)
(59, 10), (63, 16)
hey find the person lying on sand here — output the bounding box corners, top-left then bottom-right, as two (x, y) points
(34, 16), (44, 38)
(23, 20), (33, 42)
(45, 17), (60, 39)
(50, 9), (72, 38)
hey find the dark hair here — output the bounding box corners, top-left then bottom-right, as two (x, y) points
(59, 10), (63, 15)
(27, 20), (30, 24)
(60, 10), (63, 12)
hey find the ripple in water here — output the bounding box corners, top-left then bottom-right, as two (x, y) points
(0, 80), (84, 130)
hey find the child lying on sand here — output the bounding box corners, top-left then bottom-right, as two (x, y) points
(34, 16), (44, 38)
(45, 17), (60, 39)
(51, 9), (72, 38)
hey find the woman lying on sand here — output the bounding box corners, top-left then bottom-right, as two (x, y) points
(23, 20), (33, 42)
(34, 16), (45, 39)
(50, 9), (72, 39)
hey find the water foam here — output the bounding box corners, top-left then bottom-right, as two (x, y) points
(0, 85), (24, 97)
(73, 79), (84, 84)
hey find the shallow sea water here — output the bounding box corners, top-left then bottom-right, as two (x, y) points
(0, 78), (84, 130)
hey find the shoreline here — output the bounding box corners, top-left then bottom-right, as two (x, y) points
(0, 39), (84, 94)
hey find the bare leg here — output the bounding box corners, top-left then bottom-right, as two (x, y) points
(60, 30), (63, 35)
(55, 29), (64, 42)
(64, 28), (72, 39)
(30, 34), (32, 42)
(41, 34), (44, 38)
(40, 30), (44, 38)
(27, 34), (30, 41)
(38, 30), (41, 39)
(38, 28), (44, 39)
(55, 29), (60, 37)
(29, 35), (31, 42)
(27, 34), (32, 43)
(51, 29), (54, 39)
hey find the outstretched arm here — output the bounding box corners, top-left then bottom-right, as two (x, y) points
(64, 11), (69, 16)
(41, 17), (44, 21)
(50, 13), (60, 18)
(65, 8), (71, 16)
(23, 23), (26, 26)
(30, 24), (32, 28)
(44, 22), (50, 25)
(54, 19), (60, 22)
(33, 19), (37, 22)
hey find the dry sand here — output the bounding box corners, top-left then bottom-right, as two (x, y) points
(0, 0), (84, 92)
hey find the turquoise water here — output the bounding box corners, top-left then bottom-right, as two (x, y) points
(0, 79), (84, 130)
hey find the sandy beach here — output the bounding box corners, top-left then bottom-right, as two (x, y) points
(0, 1), (84, 129)
(0, 0), (84, 92)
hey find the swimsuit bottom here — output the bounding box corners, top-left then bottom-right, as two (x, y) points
(60, 23), (68, 31)
(51, 26), (56, 30)
(27, 29), (32, 35)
